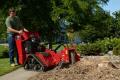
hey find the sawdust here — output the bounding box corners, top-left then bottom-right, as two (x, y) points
(28, 56), (120, 80)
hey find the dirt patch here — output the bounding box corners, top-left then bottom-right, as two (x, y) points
(29, 56), (120, 80)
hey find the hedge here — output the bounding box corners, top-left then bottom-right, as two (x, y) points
(77, 38), (120, 55)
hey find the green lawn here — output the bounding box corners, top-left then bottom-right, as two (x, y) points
(0, 45), (21, 76)
(0, 45), (8, 58)
(0, 58), (21, 76)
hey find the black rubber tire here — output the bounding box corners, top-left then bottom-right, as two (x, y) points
(70, 52), (76, 64)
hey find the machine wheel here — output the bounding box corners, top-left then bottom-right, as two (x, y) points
(70, 52), (76, 64)
(35, 64), (44, 71)
(24, 63), (29, 70)
(24, 57), (35, 70)
(33, 65), (38, 71)
(24, 55), (46, 71)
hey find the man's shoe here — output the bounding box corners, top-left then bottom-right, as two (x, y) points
(15, 63), (19, 66)
(11, 63), (15, 67)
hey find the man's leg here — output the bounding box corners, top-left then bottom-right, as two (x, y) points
(7, 34), (15, 64)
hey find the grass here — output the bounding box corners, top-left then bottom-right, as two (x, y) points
(52, 44), (64, 52)
(0, 45), (21, 76)
(0, 58), (21, 76)
(0, 45), (8, 58)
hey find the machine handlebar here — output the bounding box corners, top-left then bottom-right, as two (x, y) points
(16, 31), (40, 41)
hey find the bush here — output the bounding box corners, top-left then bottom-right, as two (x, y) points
(77, 38), (120, 55)
(113, 44), (120, 56)
(78, 43), (101, 55)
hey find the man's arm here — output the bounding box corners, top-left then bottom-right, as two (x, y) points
(7, 27), (23, 34)
(23, 28), (29, 32)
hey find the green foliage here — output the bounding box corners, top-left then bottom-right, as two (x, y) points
(79, 24), (97, 42)
(78, 38), (120, 55)
(112, 11), (120, 37)
(50, 0), (112, 42)
(78, 43), (101, 55)
(0, 11), (6, 39)
(113, 44), (120, 56)
(0, 0), (116, 43)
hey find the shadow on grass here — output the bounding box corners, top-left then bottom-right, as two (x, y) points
(0, 50), (9, 58)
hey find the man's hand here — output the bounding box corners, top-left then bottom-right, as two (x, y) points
(18, 30), (23, 34)
(8, 27), (23, 34)
(24, 28), (29, 32)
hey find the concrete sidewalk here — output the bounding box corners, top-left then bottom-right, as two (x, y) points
(0, 68), (39, 80)
(0, 43), (8, 46)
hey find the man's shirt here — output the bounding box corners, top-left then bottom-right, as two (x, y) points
(5, 16), (23, 34)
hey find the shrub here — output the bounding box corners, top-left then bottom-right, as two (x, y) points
(113, 44), (120, 56)
(78, 43), (101, 55)
(77, 38), (120, 55)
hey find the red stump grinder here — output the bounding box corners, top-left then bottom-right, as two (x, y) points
(15, 31), (80, 71)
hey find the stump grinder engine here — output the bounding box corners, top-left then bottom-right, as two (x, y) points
(15, 31), (80, 71)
